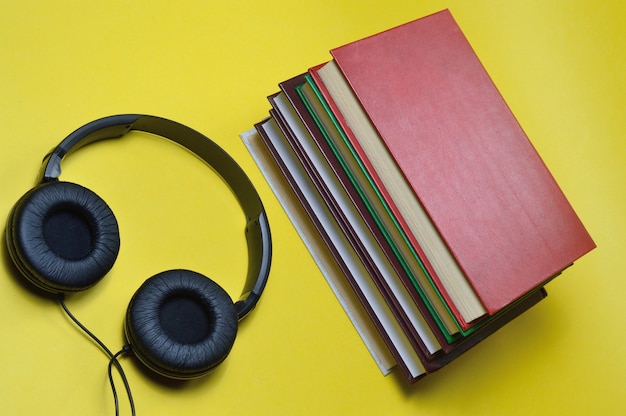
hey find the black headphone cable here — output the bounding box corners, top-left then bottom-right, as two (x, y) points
(58, 294), (136, 416)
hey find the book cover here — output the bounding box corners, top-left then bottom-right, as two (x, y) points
(327, 9), (596, 319)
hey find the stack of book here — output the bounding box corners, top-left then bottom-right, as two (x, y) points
(241, 9), (595, 382)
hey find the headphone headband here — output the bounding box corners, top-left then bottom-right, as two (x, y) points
(39, 114), (271, 319)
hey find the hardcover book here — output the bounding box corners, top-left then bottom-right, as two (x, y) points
(240, 8), (595, 383)
(318, 9), (596, 327)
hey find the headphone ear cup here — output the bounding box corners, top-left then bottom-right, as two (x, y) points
(125, 269), (238, 380)
(5, 181), (120, 293)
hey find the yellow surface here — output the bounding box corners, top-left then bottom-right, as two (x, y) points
(1, 1), (624, 414)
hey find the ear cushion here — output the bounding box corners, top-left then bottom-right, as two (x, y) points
(5, 181), (120, 293)
(124, 269), (238, 379)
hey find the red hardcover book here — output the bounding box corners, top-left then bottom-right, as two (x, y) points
(325, 9), (595, 323)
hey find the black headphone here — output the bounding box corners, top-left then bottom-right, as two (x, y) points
(5, 114), (272, 379)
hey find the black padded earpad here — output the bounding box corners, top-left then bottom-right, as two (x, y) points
(5, 181), (120, 293)
(124, 269), (238, 379)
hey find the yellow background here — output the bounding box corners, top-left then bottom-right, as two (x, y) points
(1, 1), (624, 414)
